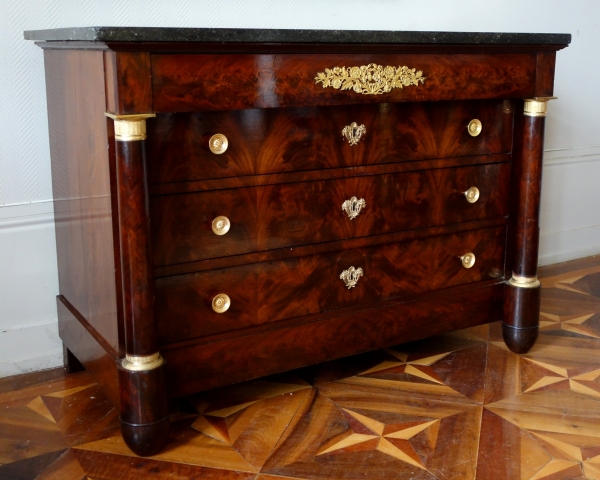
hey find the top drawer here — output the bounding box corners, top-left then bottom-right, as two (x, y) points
(151, 52), (536, 111)
(147, 100), (511, 184)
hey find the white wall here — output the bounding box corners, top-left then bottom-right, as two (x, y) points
(1, 0), (599, 376)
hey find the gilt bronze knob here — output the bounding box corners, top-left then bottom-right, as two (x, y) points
(467, 119), (482, 137)
(209, 133), (228, 154)
(212, 216), (231, 235)
(212, 294), (231, 313)
(464, 187), (480, 204)
(460, 253), (476, 269)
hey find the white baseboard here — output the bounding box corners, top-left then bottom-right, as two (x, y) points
(539, 147), (600, 266)
(539, 224), (600, 267)
(0, 321), (63, 377)
(0, 201), (62, 378)
(0, 353), (63, 378)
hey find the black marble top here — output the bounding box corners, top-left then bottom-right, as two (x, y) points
(24, 27), (571, 45)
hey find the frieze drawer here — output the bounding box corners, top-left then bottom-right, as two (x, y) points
(151, 52), (538, 111)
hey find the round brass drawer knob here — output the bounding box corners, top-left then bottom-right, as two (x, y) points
(209, 133), (228, 154)
(212, 293), (231, 313)
(467, 119), (482, 137)
(212, 216), (231, 235)
(460, 252), (476, 269)
(464, 186), (480, 203)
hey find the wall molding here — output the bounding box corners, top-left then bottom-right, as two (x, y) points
(0, 200), (55, 235)
(544, 144), (600, 166)
(0, 211), (55, 233)
(0, 199), (54, 216)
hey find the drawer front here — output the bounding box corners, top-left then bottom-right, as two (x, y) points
(151, 52), (535, 111)
(151, 163), (510, 266)
(164, 283), (505, 397)
(155, 225), (506, 345)
(147, 100), (510, 184)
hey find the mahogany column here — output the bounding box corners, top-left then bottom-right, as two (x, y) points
(503, 98), (553, 353)
(106, 113), (169, 456)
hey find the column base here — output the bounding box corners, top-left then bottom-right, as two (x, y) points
(118, 360), (169, 456)
(120, 416), (170, 456)
(503, 281), (541, 353)
(502, 323), (539, 354)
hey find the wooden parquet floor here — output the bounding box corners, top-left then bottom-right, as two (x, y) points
(2, 256), (600, 480)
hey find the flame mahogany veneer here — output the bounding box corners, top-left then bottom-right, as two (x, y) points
(30, 29), (569, 456)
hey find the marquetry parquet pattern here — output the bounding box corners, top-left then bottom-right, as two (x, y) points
(2, 256), (600, 480)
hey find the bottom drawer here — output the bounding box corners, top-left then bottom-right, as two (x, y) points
(163, 282), (505, 397)
(155, 225), (506, 345)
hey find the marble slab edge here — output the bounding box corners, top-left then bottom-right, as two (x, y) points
(24, 27), (571, 45)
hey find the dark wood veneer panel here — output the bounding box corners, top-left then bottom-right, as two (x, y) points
(152, 53), (536, 111)
(513, 116), (545, 277)
(154, 217), (507, 278)
(57, 297), (119, 406)
(115, 141), (158, 356)
(150, 154), (511, 195)
(155, 225), (506, 344)
(105, 51), (152, 114)
(535, 51), (556, 97)
(45, 50), (88, 320)
(45, 49), (120, 352)
(104, 51), (117, 114)
(147, 100), (510, 184)
(162, 282), (505, 397)
(151, 163), (510, 266)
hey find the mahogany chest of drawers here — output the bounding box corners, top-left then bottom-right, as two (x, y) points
(26, 27), (570, 455)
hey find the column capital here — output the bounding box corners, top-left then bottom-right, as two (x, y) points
(105, 112), (156, 141)
(523, 97), (557, 117)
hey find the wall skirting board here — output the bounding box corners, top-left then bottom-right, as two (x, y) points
(539, 145), (600, 266)
(0, 201), (62, 377)
(539, 224), (600, 266)
(0, 324), (63, 377)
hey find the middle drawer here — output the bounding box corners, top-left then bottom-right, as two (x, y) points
(146, 100), (510, 184)
(151, 162), (509, 266)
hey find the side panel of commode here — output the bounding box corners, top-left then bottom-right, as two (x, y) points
(44, 48), (122, 404)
